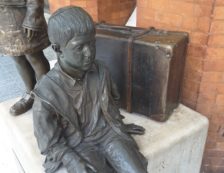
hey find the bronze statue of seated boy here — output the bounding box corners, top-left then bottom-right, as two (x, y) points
(32, 6), (148, 173)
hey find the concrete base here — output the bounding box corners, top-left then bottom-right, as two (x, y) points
(0, 98), (45, 173)
(0, 98), (208, 173)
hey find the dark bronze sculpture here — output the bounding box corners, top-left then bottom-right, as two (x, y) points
(95, 24), (189, 121)
(0, 0), (50, 115)
(32, 6), (148, 173)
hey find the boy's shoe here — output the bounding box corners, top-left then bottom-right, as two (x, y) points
(9, 93), (34, 116)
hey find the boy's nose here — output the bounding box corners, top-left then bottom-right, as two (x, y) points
(83, 45), (91, 57)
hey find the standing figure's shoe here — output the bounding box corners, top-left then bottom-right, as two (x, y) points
(9, 93), (34, 116)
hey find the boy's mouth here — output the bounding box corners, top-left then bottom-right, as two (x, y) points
(84, 57), (93, 65)
(83, 61), (93, 68)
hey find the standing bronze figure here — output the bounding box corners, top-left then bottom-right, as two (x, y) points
(32, 6), (148, 173)
(0, 0), (50, 115)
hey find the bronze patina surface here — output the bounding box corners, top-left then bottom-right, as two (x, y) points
(95, 24), (189, 121)
(0, 0), (49, 56)
(32, 6), (148, 173)
(0, 0), (50, 115)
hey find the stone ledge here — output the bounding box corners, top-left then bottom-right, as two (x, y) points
(123, 105), (209, 173)
(0, 99), (208, 173)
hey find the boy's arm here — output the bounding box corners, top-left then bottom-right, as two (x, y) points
(33, 97), (96, 173)
(109, 71), (145, 135)
(33, 97), (74, 162)
(22, 0), (46, 31)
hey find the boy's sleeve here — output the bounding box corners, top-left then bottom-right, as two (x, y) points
(22, 0), (46, 31)
(110, 77), (120, 103)
(107, 70), (126, 120)
(32, 97), (79, 164)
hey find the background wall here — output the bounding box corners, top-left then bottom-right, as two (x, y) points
(48, 0), (98, 20)
(48, 0), (136, 25)
(47, 0), (224, 172)
(97, 0), (136, 24)
(137, 0), (224, 172)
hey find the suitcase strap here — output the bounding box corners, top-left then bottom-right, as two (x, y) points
(96, 22), (157, 35)
(127, 29), (155, 112)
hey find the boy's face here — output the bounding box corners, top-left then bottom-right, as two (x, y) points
(60, 33), (96, 72)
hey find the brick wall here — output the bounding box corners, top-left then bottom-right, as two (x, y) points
(48, 0), (136, 25)
(98, 0), (136, 25)
(48, 0), (98, 21)
(137, 0), (224, 172)
(199, 0), (224, 172)
(137, 0), (213, 109)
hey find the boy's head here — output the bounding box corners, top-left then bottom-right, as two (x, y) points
(48, 6), (95, 49)
(48, 6), (96, 73)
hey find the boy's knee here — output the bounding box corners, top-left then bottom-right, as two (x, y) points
(104, 139), (148, 173)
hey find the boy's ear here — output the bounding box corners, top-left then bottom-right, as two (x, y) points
(52, 44), (62, 53)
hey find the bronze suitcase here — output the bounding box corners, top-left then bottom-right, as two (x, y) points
(95, 24), (188, 121)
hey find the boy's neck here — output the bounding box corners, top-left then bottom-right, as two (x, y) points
(58, 60), (85, 80)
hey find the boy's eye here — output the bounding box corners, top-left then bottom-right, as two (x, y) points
(76, 45), (83, 51)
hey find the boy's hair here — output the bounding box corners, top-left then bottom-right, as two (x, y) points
(48, 6), (95, 49)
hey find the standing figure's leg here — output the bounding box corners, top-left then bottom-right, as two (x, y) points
(102, 137), (148, 173)
(10, 55), (36, 115)
(25, 51), (50, 80)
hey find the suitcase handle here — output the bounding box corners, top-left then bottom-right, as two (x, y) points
(95, 22), (157, 36)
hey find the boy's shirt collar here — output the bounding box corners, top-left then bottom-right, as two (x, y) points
(54, 62), (96, 87)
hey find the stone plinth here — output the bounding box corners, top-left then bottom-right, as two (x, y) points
(0, 99), (208, 173)
(123, 106), (209, 173)
(0, 98), (45, 173)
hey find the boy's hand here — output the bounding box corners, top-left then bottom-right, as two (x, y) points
(124, 123), (145, 135)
